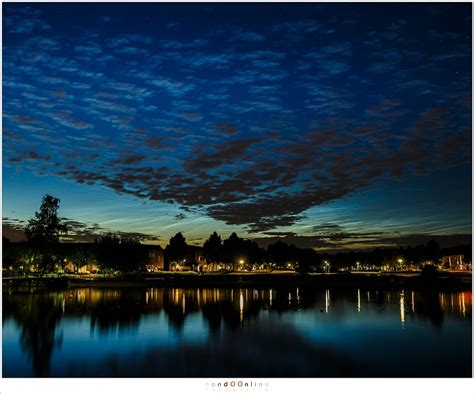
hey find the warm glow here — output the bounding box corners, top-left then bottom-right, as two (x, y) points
(325, 289), (330, 313)
(357, 289), (361, 312)
(400, 290), (405, 328)
(239, 290), (244, 323)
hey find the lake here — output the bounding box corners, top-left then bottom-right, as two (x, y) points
(2, 286), (471, 377)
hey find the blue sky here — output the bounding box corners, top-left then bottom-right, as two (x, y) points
(2, 3), (472, 250)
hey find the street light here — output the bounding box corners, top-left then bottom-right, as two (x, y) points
(324, 260), (330, 273)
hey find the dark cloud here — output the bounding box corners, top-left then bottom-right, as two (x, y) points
(2, 218), (28, 241)
(9, 150), (50, 163)
(145, 135), (164, 148)
(186, 138), (259, 171)
(2, 217), (159, 243)
(310, 223), (384, 242)
(376, 234), (473, 249)
(212, 122), (239, 136)
(252, 226), (472, 252)
(311, 223), (344, 233)
(263, 231), (297, 236)
(111, 154), (146, 165)
(21, 104), (468, 233)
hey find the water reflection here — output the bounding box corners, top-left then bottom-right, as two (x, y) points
(400, 290), (405, 328)
(357, 289), (361, 312)
(325, 289), (330, 313)
(3, 287), (471, 377)
(15, 295), (63, 376)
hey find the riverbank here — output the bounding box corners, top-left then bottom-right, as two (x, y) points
(2, 271), (472, 292)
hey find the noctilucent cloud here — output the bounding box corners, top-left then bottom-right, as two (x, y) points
(2, 3), (472, 250)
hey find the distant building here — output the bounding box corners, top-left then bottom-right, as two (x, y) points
(145, 246), (165, 271)
(187, 245), (206, 265)
(441, 254), (470, 271)
(197, 261), (233, 272)
(169, 245), (207, 272)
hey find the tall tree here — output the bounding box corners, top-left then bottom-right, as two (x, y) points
(203, 232), (222, 263)
(267, 241), (291, 268)
(426, 240), (440, 262)
(94, 233), (121, 272)
(222, 232), (245, 269)
(95, 233), (148, 272)
(25, 195), (67, 244)
(25, 195), (68, 275)
(165, 232), (188, 265)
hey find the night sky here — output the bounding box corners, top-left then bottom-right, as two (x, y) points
(2, 3), (472, 250)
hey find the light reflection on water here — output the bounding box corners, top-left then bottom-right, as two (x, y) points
(400, 290), (405, 328)
(2, 287), (472, 377)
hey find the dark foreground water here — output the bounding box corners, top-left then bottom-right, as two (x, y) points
(2, 286), (472, 377)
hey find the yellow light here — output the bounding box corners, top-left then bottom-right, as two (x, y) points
(239, 291), (244, 323)
(357, 289), (361, 312)
(400, 290), (405, 328)
(397, 258), (404, 263)
(239, 260), (244, 264)
(325, 289), (330, 313)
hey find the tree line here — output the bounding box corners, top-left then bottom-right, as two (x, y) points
(3, 194), (466, 275)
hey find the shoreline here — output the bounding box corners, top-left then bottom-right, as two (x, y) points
(2, 271), (472, 291)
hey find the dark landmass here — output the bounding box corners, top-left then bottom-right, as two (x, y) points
(3, 271), (471, 293)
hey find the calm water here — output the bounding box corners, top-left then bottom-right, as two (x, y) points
(2, 286), (472, 377)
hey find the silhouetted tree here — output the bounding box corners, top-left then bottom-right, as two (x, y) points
(203, 232), (222, 263)
(426, 240), (440, 262)
(25, 195), (68, 275)
(95, 233), (149, 272)
(420, 264), (439, 288)
(2, 236), (16, 271)
(3, 235), (11, 248)
(245, 240), (265, 267)
(222, 233), (246, 269)
(295, 248), (318, 273)
(17, 295), (63, 376)
(165, 232), (188, 267)
(90, 293), (143, 334)
(25, 195), (67, 243)
(267, 241), (296, 268)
